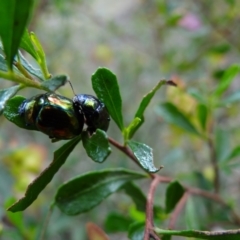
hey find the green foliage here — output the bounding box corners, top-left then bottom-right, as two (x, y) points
(55, 168), (146, 215)
(155, 228), (240, 240)
(165, 181), (185, 214)
(104, 212), (133, 233)
(213, 65), (240, 97)
(128, 221), (145, 240)
(92, 68), (124, 130)
(156, 102), (200, 136)
(1, 1), (240, 239)
(82, 129), (111, 163)
(0, 0), (34, 69)
(127, 140), (159, 173)
(127, 80), (170, 139)
(8, 136), (82, 212)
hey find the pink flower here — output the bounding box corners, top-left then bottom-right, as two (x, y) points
(179, 13), (201, 31)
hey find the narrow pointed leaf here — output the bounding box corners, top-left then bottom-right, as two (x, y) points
(214, 65), (240, 97)
(0, 0), (34, 69)
(8, 136), (81, 212)
(127, 140), (159, 173)
(82, 129), (111, 163)
(0, 85), (23, 113)
(20, 29), (38, 60)
(92, 68), (123, 130)
(155, 228), (240, 240)
(41, 75), (68, 92)
(55, 168), (146, 215)
(18, 51), (44, 81)
(29, 32), (51, 79)
(3, 95), (37, 130)
(156, 102), (199, 135)
(129, 80), (171, 138)
(165, 181), (185, 213)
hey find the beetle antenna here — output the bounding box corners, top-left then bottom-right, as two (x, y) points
(68, 80), (77, 96)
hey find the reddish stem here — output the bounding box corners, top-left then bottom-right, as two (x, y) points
(144, 177), (161, 240)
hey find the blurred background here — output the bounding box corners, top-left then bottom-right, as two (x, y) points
(1, 0), (240, 239)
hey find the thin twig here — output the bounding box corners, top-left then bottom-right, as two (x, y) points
(144, 177), (161, 240)
(108, 136), (240, 227)
(168, 192), (189, 229)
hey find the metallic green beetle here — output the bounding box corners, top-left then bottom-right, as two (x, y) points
(18, 93), (84, 140)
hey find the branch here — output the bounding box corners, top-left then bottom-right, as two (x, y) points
(0, 71), (43, 90)
(144, 177), (161, 240)
(108, 137), (240, 227)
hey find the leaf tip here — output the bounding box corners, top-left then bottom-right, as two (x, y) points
(166, 80), (177, 87)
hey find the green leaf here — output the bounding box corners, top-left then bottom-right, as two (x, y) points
(156, 102), (199, 135)
(8, 136), (81, 212)
(0, 85), (23, 114)
(91, 68), (124, 130)
(155, 228), (240, 240)
(0, 0), (34, 69)
(215, 128), (230, 162)
(20, 29), (38, 60)
(123, 117), (141, 142)
(3, 95), (37, 130)
(127, 140), (159, 173)
(165, 181), (185, 213)
(82, 129), (111, 163)
(41, 75), (68, 92)
(18, 51), (44, 81)
(121, 182), (147, 212)
(128, 221), (145, 240)
(55, 168), (146, 215)
(214, 65), (240, 97)
(129, 80), (171, 138)
(197, 103), (208, 130)
(104, 212), (133, 233)
(30, 32), (51, 79)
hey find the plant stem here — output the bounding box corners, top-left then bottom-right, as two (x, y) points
(0, 70), (44, 90)
(14, 61), (35, 80)
(144, 177), (161, 240)
(109, 136), (240, 227)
